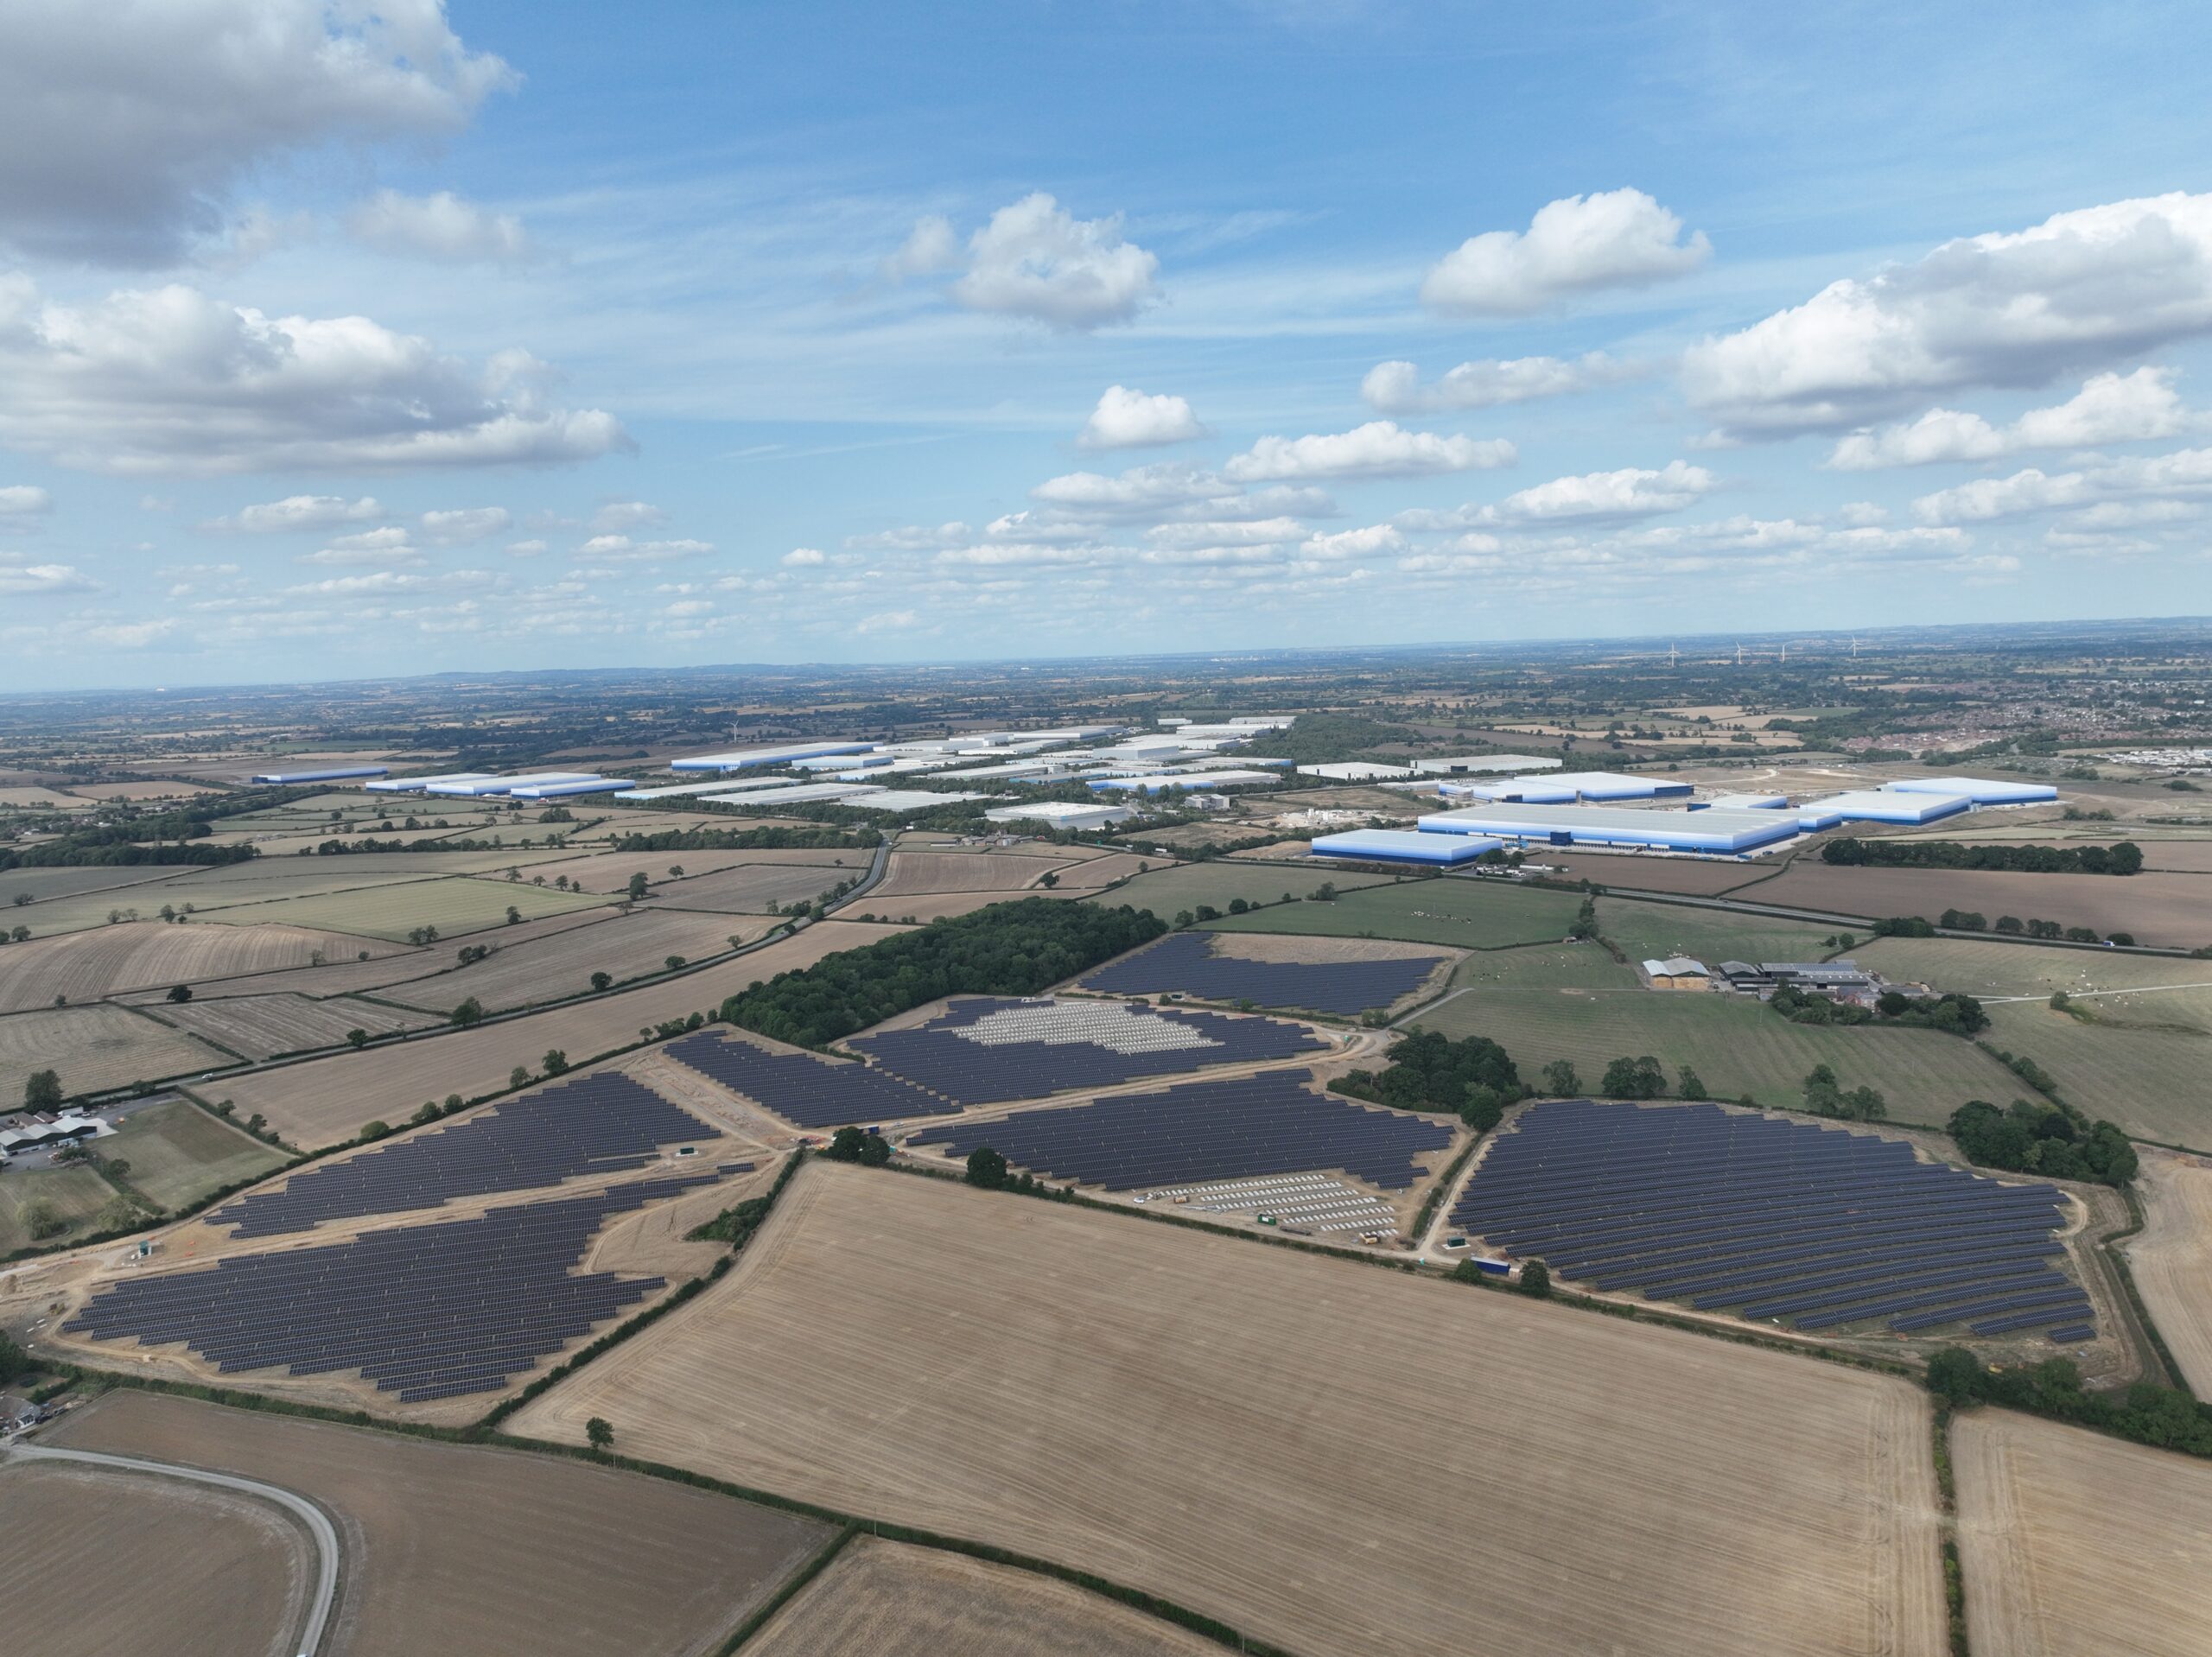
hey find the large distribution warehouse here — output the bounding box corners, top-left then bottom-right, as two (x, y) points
(1416, 802), (1805, 854)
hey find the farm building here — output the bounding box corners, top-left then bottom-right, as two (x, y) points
(1309, 828), (1503, 865)
(1714, 962), (1883, 1004)
(248, 765), (388, 784)
(1414, 755), (1563, 774)
(1795, 790), (1971, 828)
(1643, 956), (1713, 990)
(1416, 802), (1802, 854)
(1885, 775), (2058, 805)
(984, 802), (1135, 830)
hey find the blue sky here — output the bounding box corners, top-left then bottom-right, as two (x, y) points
(3, 1), (2210, 688)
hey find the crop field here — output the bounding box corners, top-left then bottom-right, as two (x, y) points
(0, 864), (178, 903)
(0, 1459), (310, 1657)
(0, 784), (91, 807)
(214, 920), (911, 1147)
(849, 889), (1023, 924)
(1445, 939), (1642, 991)
(1853, 935), (2210, 1000)
(0, 920), (410, 1013)
(515, 1163), (1945, 1657)
(150, 909), (612, 1002)
(149, 991), (431, 1059)
(1416, 988), (2026, 1124)
(1553, 853), (1777, 896)
(871, 848), (1089, 897)
(2128, 1152), (2212, 1394)
(8, 878), (432, 942)
(1978, 1001), (2210, 1148)
(0, 1160), (114, 1253)
(0, 1004), (230, 1103)
(1747, 865), (2212, 949)
(1047, 850), (1154, 889)
(1954, 1410), (2212, 1657)
(744, 1538), (1224, 1657)
(1087, 860), (1392, 919)
(378, 909), (774, 1016)
(1594, 897), (1844, 968)
(640, 862), (858, 915)
(537, 846), (854, 893)
(1205, 876), (1583, 949)
(102, 1097), (289, 1211)
(48, 1391), (829, 1657)
(198, 874), (607, 941)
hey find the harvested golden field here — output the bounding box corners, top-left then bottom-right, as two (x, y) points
(2127, 1151), (2212, 1394)
(0, 919), (408, 1013)
(871, 848), (1086, 896)
(217, 921), (909, 1146)
(0, 1004), (229, 1102)
(0, 784), (89, 807)
(1953, 1410), (2212, 1657)
(102, 1096), (288, 1210)
(639, 862), (856, 915)
(1750, 864), (2212, 948)
(1551, 852), (1777, 896)
(0, 865), (176, 902)
(744, 1538), (1223, 1657)
(149, 990), (432, 1058)
(0, 1458), (310, 1657)
(516, 1163), (1946, 1657)
(200, 873), (605, 941)
(1047, 850), (1154, 888)
(152, 909), (605, 1001)
(540, 846), (859, 893)
(48, 1391), (826, 1657)
(1094, 860), (1392, 919)
(378, 909), (774, 1015)
(849, 889), (1017, 924)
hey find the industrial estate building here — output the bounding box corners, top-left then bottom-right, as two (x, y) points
(1307, 828), (1504, 865)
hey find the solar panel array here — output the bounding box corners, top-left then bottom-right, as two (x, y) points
(906, 1068), (1452, 1190)
(1079, 930), (1439, 1015)
(854, 996), (1327, 1105)
(1452, 1100), (2089, 1342)
(66, 1174), (722, 1403)
(664, 1030), (957, 1127)
(212, 1073), (719, 1237)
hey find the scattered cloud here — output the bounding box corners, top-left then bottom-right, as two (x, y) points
(889, 193), (1160, 329)
(297, 526), (424, 568)
(1685, 191), (2212, 438)
(1827, 368), (2191, 468)
(0, 484), (53, 519)
(419, 505), (511, 543)
(1077, 385), (1205, 449)
(0, 554), (96, 594)
(1362, 352), (1634, 416)
(1421, 188), (1709, 316)
(572, 535), (713, 563)
(855, 608), (918, 634)
(0, 273), (629, 473)
(883, 214), (961, 280)
(81, 617), (181, 648)
(504, 538), (548, 557)
(346, 189), (531, 263)
(202, 495), (382, 533)
(1486, 460), (1717, 524)
(1300, 523), (1402, 560)
(588, 500), (667, 533)
(0, 0), (514, 263)
(782, 547), (827, 566)
(1224, 421), (1515, 482)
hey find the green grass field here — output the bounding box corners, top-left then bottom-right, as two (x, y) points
(1415, 987), (2026, 1127)
(1205, 877), (1584, 949)
(1853, 935), (2212, 1000)
(0, 1163), (115, 1254)
(1444, 942), (1641, 991)
(103, 1098), (287, 1211)
(199, 875), (607, 941)
(1087, 860), (1393, 920)
(1980, 1000), (2212, 1150)
(1595, 896), (1845, 968)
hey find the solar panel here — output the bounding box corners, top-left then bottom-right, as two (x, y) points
(905, 1068), (1452, 1190)
(213, 1072), (718, 1237)
(1450, 1099), (2088, 1343)
(664, 1030), (957, 1127)
(1077, 930), (1439, 1015)
(852, 995), (1327, 1106)
(64, 1173), (721, 1402)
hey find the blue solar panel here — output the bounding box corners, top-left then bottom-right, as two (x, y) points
(664, 1030), (956, 1127)
(1451, 1099), (2088, 1343)
(1077, 930), (1440, 1015)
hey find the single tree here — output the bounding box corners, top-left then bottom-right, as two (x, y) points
(166, 983), (193, 1003)
(664, 955), (686, 971)
(1676, 1064), (1707, 1101)
(510, 1064), (531, 1089)
(859, 1133), (892, 1167)
(589, 970), (613, 992)
(627, 872), (650, 901)
(359, 1120), (392, 1141)
(505, 905), (522, 924)
(451, 996), (486, 1028)
(1039, 870), (1060, 889)
(543, 1049), (569, 1076)
(826, 1126), (870, 1161)
(1540, 1059), (1580, 1096)
(24, 1068), (63, 1111)
(1925, 1347), (1984, 1406)
(1516, 1260), (1552, 1298)
(965, 1145), (1009, 1189)
(22, 1198), (67, 1240)
(346, 1027), (369, 1050)
(585, 1417), (614, 1452)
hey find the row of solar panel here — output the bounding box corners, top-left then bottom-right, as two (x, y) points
(1077, 930), (1438, 1016)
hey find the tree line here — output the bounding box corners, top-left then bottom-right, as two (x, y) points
(613, 824), (879, 854)
(1331, 1027), (1522, 1131)
(1822, 837), (2143, 875)
(1947, 1098), (2137, 1186)
(1929, 1348), (2212, 1456)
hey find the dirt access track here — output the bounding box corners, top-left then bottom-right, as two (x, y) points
(514, 1160), (1947, 1657)
(46, 1389), (830, 1657)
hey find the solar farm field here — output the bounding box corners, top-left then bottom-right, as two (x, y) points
(742, 1537), (1225, 1657)
(1747, 865), (2212, 949)
(1978, 1001), (2211, 1148)
(147, 991), (433, 1058)
(0, 1458), (311, 1657)
(1414, 989), (2027, 1126)
(1593, 896), (1844, 967)
(0, 1004), (231, 1103)
(1078, 930), (1452, 1014)
(1087, 860), (1393, 919)
(378, 909), (775, 1016)
(198, 874), (607, 941)
(48, 1391), (830, 1657)
(102, 1097), (288, 1211)
(515, 1162), (1947, 1657)
(1204, 876), (1583, 949)
(0, 919), (410, 1013)
(1954, 1410), (2212, 1657)
(2127, 1152), (2212, 1394)
(213, 921), (911, 1147)
(0, 1160), (114, 1253)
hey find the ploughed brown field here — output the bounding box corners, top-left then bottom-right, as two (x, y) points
(377, 907), (776, 1016)
(0, 919), (410, 1014)
(46, 1391), (830, 1657)
(514, 1162), (1947, 1657)
(214, 920), (911, 1147)
(0, 1003), (229, 1102)
(868, 848), (1090, 897)
(1953, 1409), (2212, 1657)
(742, 1537), (1224, 1657)
(1747, 863), (2212, 949)
(149, 990), (432, 1059)
(0, 1457), (310, 1657)
(2127, 1151), (2212, 1394)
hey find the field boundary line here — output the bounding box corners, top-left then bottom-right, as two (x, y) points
(1929, 1407), (1971, 1657)
(2096, 1182), (2190, 1396)
(716, 1523), (858, 1654)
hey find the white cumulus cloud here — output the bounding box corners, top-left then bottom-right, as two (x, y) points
(1487, 460), (1716, 524)
(1827, 368), (2190, 468)
(419, 506), (511, 543)
(1077, 384), (1205, 449)
(347, 189), (531, 263)
(588, 500), (667, 533)
(1421, 189), (1709, 316)
(0, 555), (95, 594)
(0, 485), (54, 517)
(203, 494), (382, 533)
(1686, 192), (2212, 439)
(855, 608), (918, 634)
(0, 0), (514, 263)
(1224, 421), (1515, 482)
(1362, 352), (1632, 415)
(893, 193), (1159, 329)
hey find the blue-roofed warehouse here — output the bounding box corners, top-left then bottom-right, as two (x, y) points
(1416, 803), (1800, 854)
(1309, 828), (1503, 865)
